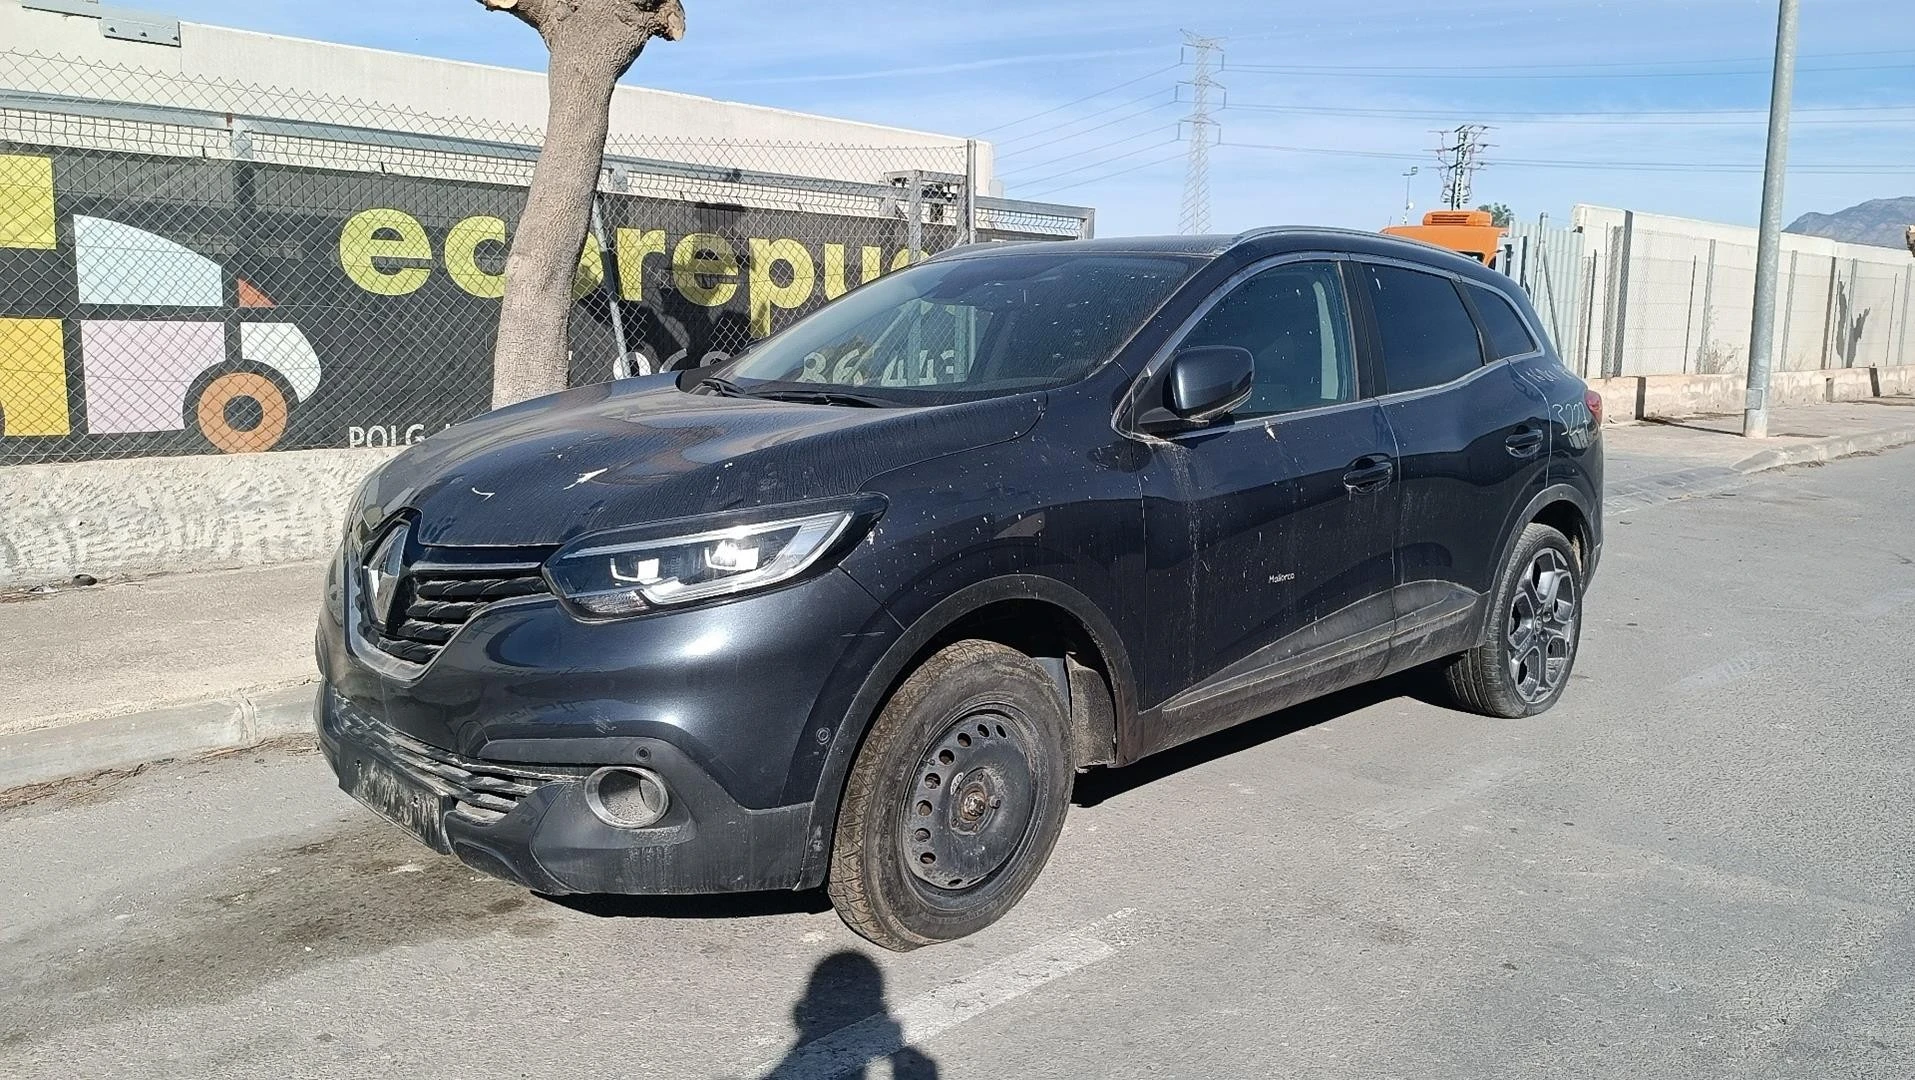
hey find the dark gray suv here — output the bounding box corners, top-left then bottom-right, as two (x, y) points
(318, 228), (1603, 950)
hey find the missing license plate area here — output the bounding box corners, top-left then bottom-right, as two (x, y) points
(348, 757), (452, 853)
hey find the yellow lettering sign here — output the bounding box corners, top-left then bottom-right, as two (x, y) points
(443, 215), (508, 299)
(750, 238), (817, 338)
(573, 236), (606, 300)
(615, 227), (669, 302)
(339, 208), (432, 296)
(673, 233), (740, 307)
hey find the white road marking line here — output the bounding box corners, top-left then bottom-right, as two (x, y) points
(757, 909), (1136, 1080)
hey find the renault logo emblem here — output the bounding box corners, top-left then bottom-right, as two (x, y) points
(362, 523), (409, 634)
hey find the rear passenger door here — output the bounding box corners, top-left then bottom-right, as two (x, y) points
(1350, 262), (1550, 667)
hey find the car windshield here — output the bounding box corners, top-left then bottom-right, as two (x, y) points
(714, 251), (1196, 405)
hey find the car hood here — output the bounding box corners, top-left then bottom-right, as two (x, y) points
(359, 374), (1044, 547)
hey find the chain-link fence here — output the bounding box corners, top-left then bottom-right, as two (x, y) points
(0, 49), (1094, 466)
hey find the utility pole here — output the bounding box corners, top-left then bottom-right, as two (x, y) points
(1744, 0), (1800, 438)
(1432, 124), (1491, 211)
(1401, 166), (1419, 224)
(1179, 31), (1223, 235)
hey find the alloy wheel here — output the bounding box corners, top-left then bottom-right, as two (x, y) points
(1506, 548), (1578, 704)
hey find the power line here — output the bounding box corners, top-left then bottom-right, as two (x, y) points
(1220, 62), (1914, 80)
(971, 63), (1182, 137)
(996, 97), (1180, 160)
(1222, 140), (1914, 174)
(1220, 48), (1915, 74)
(1229, 101), (1915, 117)
(1221, 101), (1915, 125)
(1014, 137), (1184, 191)
(1000, 125), (1182, 178)
(1487, 157), (1914, 173)
(1223, 141), (1430, 161)
(1023, 150), (1188, 199)
(1181, 31), (1224, 234)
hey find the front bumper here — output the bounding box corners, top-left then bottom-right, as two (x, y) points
(317, 687), (814, 894)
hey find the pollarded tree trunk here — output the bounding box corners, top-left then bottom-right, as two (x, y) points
(479, 0), (685, 409)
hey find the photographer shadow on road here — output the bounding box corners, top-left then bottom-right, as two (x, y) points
(754, 950), (939, 1080)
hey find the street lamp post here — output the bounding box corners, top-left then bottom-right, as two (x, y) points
(1743, 0), (1800, 439)
(1401, 167), (1418, 225)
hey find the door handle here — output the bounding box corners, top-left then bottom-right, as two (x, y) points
(1504, 427), (1545, 458)
(1342, 456), (1394, 494)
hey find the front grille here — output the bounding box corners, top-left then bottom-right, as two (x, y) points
(331, 694), (585, 823)
(363, 549), (553, 666)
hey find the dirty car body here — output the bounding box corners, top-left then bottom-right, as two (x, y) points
(317, 228), (1603, 947)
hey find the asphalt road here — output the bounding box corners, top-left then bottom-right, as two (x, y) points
(3, 447), (1911, 1080)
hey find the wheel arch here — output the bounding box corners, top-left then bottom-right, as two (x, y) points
(1471, 484), (1595, 649)
(1530, 496), (1593, 571)
(795, 574), (1136, 889)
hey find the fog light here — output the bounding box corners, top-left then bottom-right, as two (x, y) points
(584, 766), (670, 829)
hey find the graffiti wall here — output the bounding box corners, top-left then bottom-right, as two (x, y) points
(0, 143), (943, 464)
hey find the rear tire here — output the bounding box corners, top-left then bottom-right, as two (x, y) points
(827, 640), (1073, 951)
(1443, 523), (1583, 718)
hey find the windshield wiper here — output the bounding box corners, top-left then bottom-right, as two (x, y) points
(696, 375), (749, 398)
(747, 388), (892, 408)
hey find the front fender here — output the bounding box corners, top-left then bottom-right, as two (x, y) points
(790, 571), (1138, 890)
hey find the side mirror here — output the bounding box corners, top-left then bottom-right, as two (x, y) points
(1166, 345), (1254, 423)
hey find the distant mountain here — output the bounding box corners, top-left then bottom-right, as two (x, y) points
(1785, 196), (1915, 250)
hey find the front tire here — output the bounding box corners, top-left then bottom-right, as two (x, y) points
(827, 640), (1073, 951)
(1442, 523), (1583, 718)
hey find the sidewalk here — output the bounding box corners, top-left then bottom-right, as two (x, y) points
(3, 397), (1912, 793)
(1604, 397), (1915, 512)
(1, 560), (325, 796)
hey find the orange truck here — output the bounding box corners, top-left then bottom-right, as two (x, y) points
(1382, 210), (1506, 267)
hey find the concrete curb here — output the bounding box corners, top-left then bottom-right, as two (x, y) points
(0, 682), (317, 794)
(1609, 425), (1915, 514)
(1730, 424), (1915, 475)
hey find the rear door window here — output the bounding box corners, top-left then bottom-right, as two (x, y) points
(1467, 282), (1541, 360)
(1359, 264), (1485, 395)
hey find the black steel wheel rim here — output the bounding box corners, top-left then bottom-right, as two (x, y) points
(899, 708), (1040, 892)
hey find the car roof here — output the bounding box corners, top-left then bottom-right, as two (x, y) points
(942, 227), (1511, 289)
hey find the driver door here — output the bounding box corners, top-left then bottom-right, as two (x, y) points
(1137, 258), (1398, 754)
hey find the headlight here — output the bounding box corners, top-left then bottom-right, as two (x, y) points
(546, 507), (865, 617)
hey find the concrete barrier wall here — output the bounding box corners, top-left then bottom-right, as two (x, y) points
(1588, 364), (1915, 423)
(1, 446), (398, 589)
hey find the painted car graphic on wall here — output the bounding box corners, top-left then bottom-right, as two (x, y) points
(0, 152), (322, 453)
(1, 140), (965, 465)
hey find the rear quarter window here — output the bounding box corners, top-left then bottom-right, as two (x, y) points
(1360, 264), (1485, 395)
(1467, 282), (1541, 360)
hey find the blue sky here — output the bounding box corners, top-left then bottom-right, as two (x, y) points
(149, 0), (1914, 236)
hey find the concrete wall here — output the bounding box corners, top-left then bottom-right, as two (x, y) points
(1, 446), (396, 588)
(1588, 364), (1915, 424)
(0, 1), (996, 184)
(1573, 205), (1914, 379)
